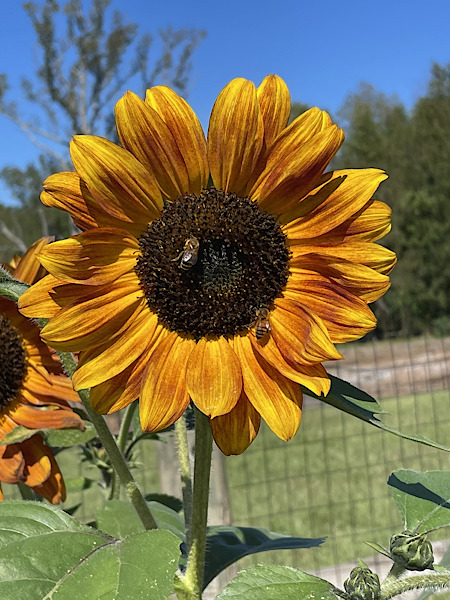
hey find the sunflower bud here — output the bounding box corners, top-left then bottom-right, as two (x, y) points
(344, 562), (381, 600)
(390, 530), (434, 571)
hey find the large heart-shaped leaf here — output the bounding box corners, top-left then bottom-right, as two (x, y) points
(388, 470), (450, 532)
(0, 500), (180, 600)
(216, 564), (337, 599)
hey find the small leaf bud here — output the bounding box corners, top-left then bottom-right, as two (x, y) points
(344, 562), (381, 600)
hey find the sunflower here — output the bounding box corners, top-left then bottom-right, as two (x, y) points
(1, 238), (84, 502)
(19, 75), (396, 455)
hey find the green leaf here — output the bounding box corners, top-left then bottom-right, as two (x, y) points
(42, 530), (180, 600)
(0, 500), (180, 600)
(65, 477), (96, 493)
(97, 500), (185, 542)
(144, 493), (183, 513)
(44, 421), (97, 446)
(0, 500), (110, 599)
(216, 564), (338, 599)
(0, 272), (29, 302)
(0, 421), (96, 448)
(306, 375), (450, 452)
(202, 526), (325, 589)
(388, 470), (450, 533)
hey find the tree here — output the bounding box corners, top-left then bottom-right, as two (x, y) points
(0, 0), (205, 258)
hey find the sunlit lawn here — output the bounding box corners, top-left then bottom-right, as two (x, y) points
(225, 388), (450, 575)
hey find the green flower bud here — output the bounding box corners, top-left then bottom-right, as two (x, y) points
(390, 530), (434, 571)
(344, 563), (381, 600)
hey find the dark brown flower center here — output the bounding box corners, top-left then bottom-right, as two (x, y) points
(0, 315), (28, 411)
(135, 188), (290, 339)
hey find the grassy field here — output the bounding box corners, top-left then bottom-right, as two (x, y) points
(225, 387), (450, 577)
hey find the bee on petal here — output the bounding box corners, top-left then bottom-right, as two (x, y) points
(172, 236), (200, 270)
(254, 307), (271, 340)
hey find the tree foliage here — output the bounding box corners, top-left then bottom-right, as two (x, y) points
(333, 64), (450, 336)
(0, 0), (205, 256)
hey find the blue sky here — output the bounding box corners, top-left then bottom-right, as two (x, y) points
(1, 0), (449, 205)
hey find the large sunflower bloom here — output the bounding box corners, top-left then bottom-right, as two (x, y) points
(19, 75), (396, 455)
(1, 239), (84, 502)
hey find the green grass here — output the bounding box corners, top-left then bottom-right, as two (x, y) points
(225, 388), (450, 575)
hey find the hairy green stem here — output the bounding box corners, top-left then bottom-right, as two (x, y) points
(381, 572), (450, 598)
(175, 414), (193, 551)
(55, 349), (157, 530)
(181, 408), (213, 599)
(110, 402), (138, 500)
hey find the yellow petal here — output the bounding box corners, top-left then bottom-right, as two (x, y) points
(210, 391), (260, 455)
(284, 273), (377, 343)
(256, 75), (291, 149)
(290, 241), (397, 276)
(72, 305), (158, 388)
(37, 228), (139, 285)
(249, 330), (330, 396)
(280, 168), (388, 233)
(12, 237), (52, 285)
(90, 321), (166, 414)
(271, 298), (343, 365)
(70, 135), (163, 230)
(19, 274), (71, 319)
(145, 86), (208, 195)
(41, 275), (143, 352)
(140, 332), (195, 432)
(252, 123), (344, 215)
(186, 336), (242, 418)
(289, 254), (391, 303)
(207, 78), (264, 195)
(230, 334), (302, 441)
(41, 171), (99, 231)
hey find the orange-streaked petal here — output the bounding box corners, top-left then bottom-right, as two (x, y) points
(0, 444), (25, 484)
(207, 78), (264, 195)
(210, 391), (260, 455)
(186, 336), (242, 418)
(230, 334), (302, 441)
(289, 254), (391, 303)
(72, 306), (158, 389)
(22, 436), (66, 504)
(289, 241), (397, 276)
(279, 168), (388, 232)
(21, 435), (52, 488)
(37, 228), (139, 286)
(70, 135), (163, 230)
(12, 237), (52, 285)
(252, 123), (344, 215)
(139, 332), (195, 432)
(256, 75), (291, 149)
(249, 330), (331, 396)
(18, 274), (64, 319)
(12, 404), (83, 431)
(271, 298), (342, 366)
(117, 91), (207, 199)
(284, 275), (377, 343)
(41, 171), (99, 231)
(89, 321), (167, 414)
(145, 86), (208, 194)
(41, 277), (143, 352)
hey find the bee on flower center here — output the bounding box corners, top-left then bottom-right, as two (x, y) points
(172, 236), (200, 270)
(254, 307), (271, 340)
